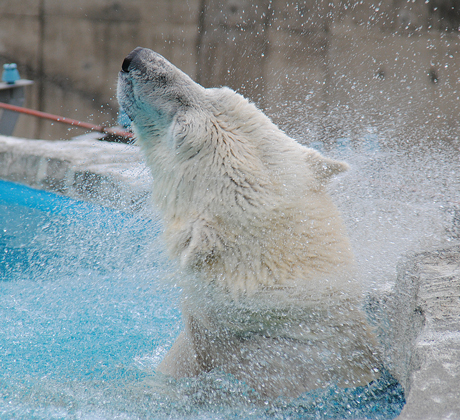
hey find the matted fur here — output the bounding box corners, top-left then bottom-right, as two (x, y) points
(118, 47), (380, 398)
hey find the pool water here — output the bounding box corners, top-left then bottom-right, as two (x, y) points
(0, 180), (405, 419)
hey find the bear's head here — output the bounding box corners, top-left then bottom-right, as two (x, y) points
(117, 47), (348, 195)
(117, 48), (353, 290)
(118, 47), (205, 140)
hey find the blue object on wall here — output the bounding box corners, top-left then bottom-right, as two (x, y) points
(2, 63), (20, 84)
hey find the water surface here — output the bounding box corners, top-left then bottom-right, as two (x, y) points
(0, 179), (407, 419)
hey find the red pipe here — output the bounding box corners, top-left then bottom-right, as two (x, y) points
(0, 101), (134, 140)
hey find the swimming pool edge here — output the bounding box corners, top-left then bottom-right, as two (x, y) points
(0, 135), (152, 212)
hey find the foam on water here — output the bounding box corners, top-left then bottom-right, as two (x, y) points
(0, 179), (408, 419)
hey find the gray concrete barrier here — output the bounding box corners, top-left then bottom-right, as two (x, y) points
(371, 246), (460, 419)
(0, 134), (151, 212)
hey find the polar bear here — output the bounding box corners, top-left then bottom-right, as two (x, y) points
(117, 47), (380, 398)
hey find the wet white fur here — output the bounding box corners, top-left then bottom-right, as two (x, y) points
(118, 48), (380, 398)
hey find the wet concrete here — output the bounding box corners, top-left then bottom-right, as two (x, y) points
(377, 246), (460, 419)
(0, 134), (151, 212)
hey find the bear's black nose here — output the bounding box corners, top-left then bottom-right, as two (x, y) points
(121, 56), (131, 73)
(121, 47), (144, 73)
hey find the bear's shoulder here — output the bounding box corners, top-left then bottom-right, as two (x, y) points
(200, 86), (349, 186)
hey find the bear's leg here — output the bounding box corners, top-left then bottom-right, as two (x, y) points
(157, 311), (221, 378)
(157, 329), (200, 378)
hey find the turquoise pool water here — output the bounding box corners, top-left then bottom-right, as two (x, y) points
(0, 180), (405, 419)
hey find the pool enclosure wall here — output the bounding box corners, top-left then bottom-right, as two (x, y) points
(0, 0), (459, 144)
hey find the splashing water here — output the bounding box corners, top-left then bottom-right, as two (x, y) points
(326, 139), (460, 291)
(0, 177), (408, 419)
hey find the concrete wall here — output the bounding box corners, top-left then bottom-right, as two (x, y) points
(0, 0), (459, 146)
(0, 0), (200, 139)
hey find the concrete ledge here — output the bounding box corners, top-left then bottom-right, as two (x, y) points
(0, 135), (152, 212)
(370, 245), (460, 419)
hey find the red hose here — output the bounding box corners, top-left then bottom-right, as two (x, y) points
(0, 101), (134, 140)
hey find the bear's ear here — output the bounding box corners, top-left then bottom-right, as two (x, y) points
(304, 149), (349, 182)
